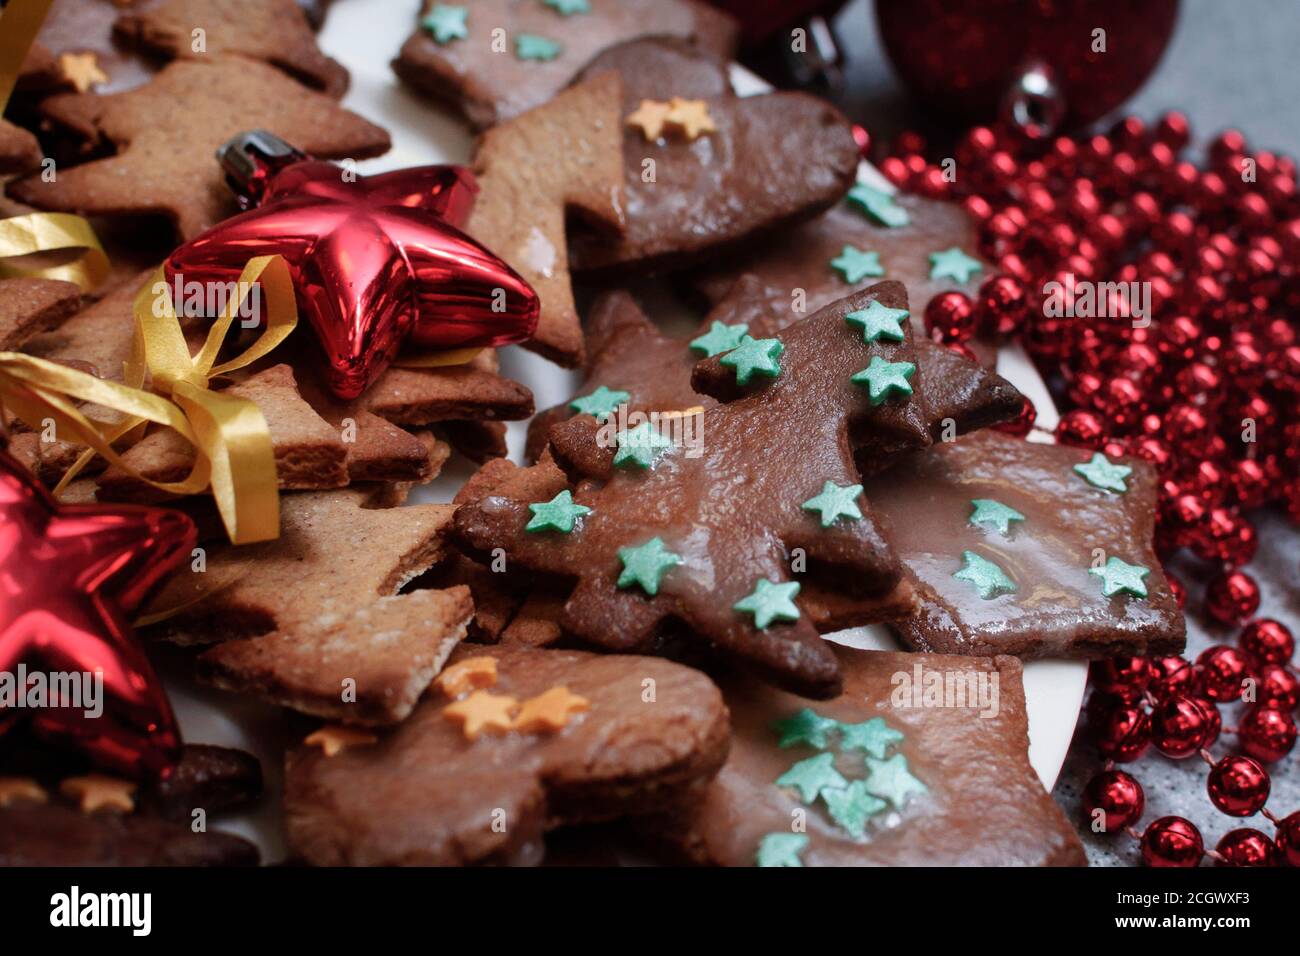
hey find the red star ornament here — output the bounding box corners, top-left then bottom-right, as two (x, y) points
(0, 451), (195, 778)
(166, 131), (540, 400)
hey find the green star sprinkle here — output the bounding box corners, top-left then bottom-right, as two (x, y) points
(720, 337), (783, 385)
(616, 537), (681, 596)
(846, 182), (911, 227)
(968, 498), (1026, 537)
(543, 0), (590, 13)
(837, 717), (904, 759)
(525, 490), (591, 534)
(830, 245), (885, 283)
(568, 385), (629, 421)
(928, 247), (983, 283)
(515, 33), (561, 61)
(773, 708), (840, 749)
(756, 832), (808, 867)
(689, 320), (750, 357)
(1089, 556), (1150, 599)
(421, 4), (468, 44)
(864, 753), (927, 810)
(612, 421), (673, 469)
(851, 355), (916, 406)
(845, 300), (909, 344)
(953, 549), (1016, 599)
(734, 578), (801, 629)
(801, 480), (864, 527)
(1073, 452), (1132, 493)
(821, 780), (887, 839)
(776, 752), (847, 803)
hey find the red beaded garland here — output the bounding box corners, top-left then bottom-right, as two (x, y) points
(1239, 618), (1295, 666)
(1148, 656), (1194, 699)
(1204, 571), (1261, 626)
(924, 291), (977, 343)
(1206, 755), (1270, 817)
(1254, 664), (1299, 712)
(1082, 769), (1145, 833)
(1196, 645), (1253, 702)
(1275, 812), (1300, 867)
(1091, 701), (1151, 763)
(1141, 816), (1204, 867)
(1214, 828), (1277, 867)
(1237, 706), (1297, 763)
(1150, 695), (1213, 759)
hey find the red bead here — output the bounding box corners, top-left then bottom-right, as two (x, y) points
(893, 130), (926, 156)
(1150, 695), (1213, 759)
(1231, 459), (1272, 509)
(1149, 656), (1194, 698)
(1237, 706), (1296, 763)
(1275, 812), (1300, 867)
(879, 156), (909, 187)
(1211, 129), (1248, 164)
(1196, 646), (1253, 702)
(1141, 816), (1204, 867)
(1055, 409), (1108, 450)
(924, 291), (977, 344)
(975, 275), (1028, 338)
(1196, 697), (1223, 748)
(1206, 755), (1270, 817)
(1092, 701), (1151, 762)
(1254, 665), (1299, 711)
(991, 395), (1035, 437)
(1204, 571), (1261, 626)
(1239, 619), (1295, 665)
(1166, 572), (1187, 609)
(1082, 769), (1145, 833)
(1215, 829), (1277, 867)
(1091, 657), (1152, 697)
(1155, 111), (1190, 150)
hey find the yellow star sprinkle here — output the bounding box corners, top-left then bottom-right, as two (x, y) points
(58, 51), (109, 93)
(443, 691), (519, 740)
(60, 774), (136, 814)
(664, 97), (716, 140)
(0, 777), (48, 808)
(513, 686), (590, 733)
(625, 99), (673, 141)
(304, 725), (378, 757)
(434, 656), (499, 697)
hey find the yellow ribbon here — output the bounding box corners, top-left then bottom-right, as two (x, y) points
(0, 213), (110, 290)
(393, 346), (483, 369)
(0, 255), (298, 544)
(0, 0), (55, 111)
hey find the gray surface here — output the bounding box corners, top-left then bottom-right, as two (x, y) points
(831, 0), (1299, 864)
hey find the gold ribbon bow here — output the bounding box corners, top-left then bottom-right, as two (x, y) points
(0, 212), (110, 290)
(0, 255), (297, 543)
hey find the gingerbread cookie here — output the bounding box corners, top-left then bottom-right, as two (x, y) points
(284, 643), (729, 865)
(9, 58), (390, 239)
(694, 189), (988, 330)
(0, 278), (83, 351)
(648, 644), (1085, 866)
(0, 120), (42, 176)
(463, 71), (625, 368)
(457, 282), (933, 698)
(144, 489), (471, 724)
(567, 38), (860, 276)
(865, 430), (1186, 659)
(392, 0), (736, 129)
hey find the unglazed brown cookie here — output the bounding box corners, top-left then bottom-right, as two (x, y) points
(0, 119), (42, 175)
(694, 189), (988, 331)
(865, 430), (1186, 659)
(283, 643), (730, 866)
(0, 278), (82, 350)
(9, 58), (390, 239)
(567, 38), (860, 276)
(115, 0), (349, 95)
(144, 489), (471, 724)
(648, 644), (1086, 866)
(456, 282), (933, 698)
(464, 72), (625, 368)
(392, 0), (737, 130)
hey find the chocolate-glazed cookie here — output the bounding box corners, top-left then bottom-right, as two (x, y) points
(456, 282), (932, 698)
(567, 38), (860, 276)
(866, 430), (1186, 659)
(646, 644), (1086, 866)
(284, 643), (729, 866)
(392, 0), (737, 130)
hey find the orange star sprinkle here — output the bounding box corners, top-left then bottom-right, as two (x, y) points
(664, 97), (716, 141)
(0, 777), (48, 808)
(304, 725), (378, 757)
(58, 51), (109, 93)
(513, 686), (590, 734)
(434, 656), (498, 697)
(443, 690), (518, 740)
(625, 99), (673, 141)
(60, 774), (136, 814)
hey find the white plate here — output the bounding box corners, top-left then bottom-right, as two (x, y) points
(168, 0), (1087, 862)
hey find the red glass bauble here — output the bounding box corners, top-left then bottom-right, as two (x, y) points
(1237, 706), (1297, 763)
(1092, 701), (1151, 762)
(1196, 645), (1253, 701)
(1214, 829), (1277, 867)
(1239, 619), (1295, 666)
(1148, 656), (1194, 699)
(1206, 755), (1270, 817)
(1141, 816), (1204, 867)
(1150, 695), (1212, 759)
(1254, 665), (1299, 712)
(1082, 769), (1145, 833)
(924, 291), (978, 343)
(1204, 571), (1261, 627)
